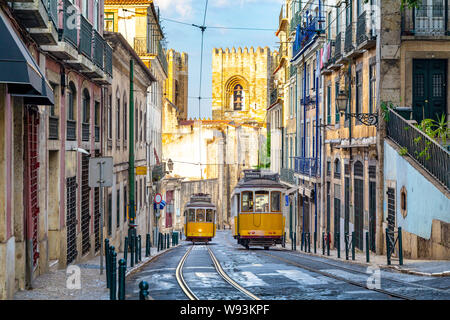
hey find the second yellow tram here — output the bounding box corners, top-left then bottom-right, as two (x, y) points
(183, 193), (216, 244)
(232, 170), (286, 249)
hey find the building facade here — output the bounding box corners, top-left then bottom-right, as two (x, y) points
(1, 0), (112, 299)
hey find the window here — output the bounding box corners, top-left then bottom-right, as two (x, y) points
(346, 0), (352, 26)
(356, 70), (362, 124)
(233, 84), (244, 110)
(108, 94), (112, 139)
(196, 209), (205, 222)
(271, 191), (281, 212)
(335, 81), (340, 122)
(206, 209), (214, 222)
(67, 82), (76, 120)
(369, 64), (376, 114)
(241, 191), (253, 212)
(327, 86), (331, 124)
(116, 189), (120, 228)
(94, 101), (100, 126)
(336, 6), (340, 34)
(116, 91), (120, 140)
(327, 11), (332, 39)
(254, 191), (269, 213)
(188, 209), (195, 222)
(104, 12), (114, 32)
(93, 0), (99, 30)
(83, 0), (89, 19)
(334, 159), (341, 179)
(82, 89), (90, 123)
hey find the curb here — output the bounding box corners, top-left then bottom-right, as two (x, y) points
(283, 245), (450, 277)
(125, 244), (181, 278)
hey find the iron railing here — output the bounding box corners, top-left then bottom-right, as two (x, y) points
(82, 123), (90, 141)
(294, 157), (320, 177)
(290, 11), (302, 33)
(47, 0), (58, 29)
(157, 41), (168, 75)
(280, 167), (296, 185)
(61, 0), (78, 47)
(344, 23), (354, 53)
(290, 64), (297, 78)
(270, 88), (278, 106)
(93, 30), (104, 69)
(293, 16), (319, 58)
(134, 37), (148, 55)
(401, 3), (450, 36)
(104, 42), (113, 76)
(335, 32), (342, 60)
(79, 15), (93, 59)
(49, 116), (59, 140)
(66, 120), (76, 141)
(386, 108), (450, 191)
(356, 11), (368, 46)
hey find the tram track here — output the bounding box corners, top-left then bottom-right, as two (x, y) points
(175, 244), (260, 300)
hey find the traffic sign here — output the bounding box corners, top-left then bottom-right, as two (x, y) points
(154, 193), (162, 204)
(136, 166), (147, 175)
(88, 157), (113, 187)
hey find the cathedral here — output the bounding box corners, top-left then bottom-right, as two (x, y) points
(162, 47), (277, 228)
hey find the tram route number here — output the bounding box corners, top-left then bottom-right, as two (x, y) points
(180, 304), (270, 318)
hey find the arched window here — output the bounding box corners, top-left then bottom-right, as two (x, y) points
(354, 161), (364, 177)
(116, 89), (120, 140)
(233, 84), (244, 110)
(334, 159), (341, 178)
(82, 89), (90, 123)
(67, 82), (76, 121)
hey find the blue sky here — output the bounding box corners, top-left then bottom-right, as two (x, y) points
(154, 0), (283, 119)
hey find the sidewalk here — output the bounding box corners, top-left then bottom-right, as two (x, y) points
(287, 242), (450, 277)
(14, 245), (179, 300)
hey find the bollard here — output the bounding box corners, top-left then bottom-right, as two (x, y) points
(157, 233), (160, 252)
(105, 239), (110, 288)
(124, 237), (128, 266)
(386, 228), (391, 265)
(118, 259), (126, 300)
(327, 232), (330, 256)
(294, 232), (297, 251)
(146, 234), (151, 257)
(322, 232), (325, 255)
(135, 234), (139, 263)
(168, 233), (170, 249)
(351, 231), (355, 261)
(314, 231), (317, 254)
(345, 233), (349, 260)
(138, 235), (142, 262)
(130, 233), (135, 267)
(398, 227), (403, 266)
(301, 232), (304, 251)
(139, 281), (149, 300)
(290, 232), (293, 251)
(110, 250), (117, 300)
(366, 232), (370, 263)
(337, 232), (340, 258)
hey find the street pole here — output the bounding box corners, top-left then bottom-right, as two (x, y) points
(98, 161), (104, 275)
(128, 59), (136, 243)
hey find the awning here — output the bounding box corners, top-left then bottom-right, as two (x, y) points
(0, 10), (54, 105)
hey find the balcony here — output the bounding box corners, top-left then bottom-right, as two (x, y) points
(294, 157), (320, 178)
(12, 0), (58, 45)
(280, 167), (296, 185)
(79, 15), (92, 59)
(134, 37), (148, 56)
(344, 23), (354, 54)
(48, 116), (59, 140)
(293, 16), (320, 59)
(386, 108), (449, 191)
(401, 3), (450, 36)
(93, 30), (104, 69)
(335, 32), (343, 61)
(270, 88), (278, 106)
(82, 123), (90, 141)
(356, 11), (376, 49)
(277, 5), (288, 34)
(157, 41), (168, 75)
(66, 120), (76, 141)
(290, 11), (302, 33)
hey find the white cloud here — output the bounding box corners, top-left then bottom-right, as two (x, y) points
(154, 0), (193, 18)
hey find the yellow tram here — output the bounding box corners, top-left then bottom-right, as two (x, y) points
(183, 193), (216, 244)
(232, 169), (286, 249)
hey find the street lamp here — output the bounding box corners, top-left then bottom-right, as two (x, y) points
(167, 158), (174, 172)
(336, 90), (378, 126)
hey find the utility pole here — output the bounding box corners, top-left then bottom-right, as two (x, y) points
(128, 59), (136, 241)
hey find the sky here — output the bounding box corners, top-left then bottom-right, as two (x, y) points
(154, 0), (284, 119)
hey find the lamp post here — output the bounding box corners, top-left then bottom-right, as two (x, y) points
(336, 90), (378, 126)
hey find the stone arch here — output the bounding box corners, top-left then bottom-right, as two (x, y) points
(224, 75), (250, 111)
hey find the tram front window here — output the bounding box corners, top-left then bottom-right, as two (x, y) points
(206, 209), (214, 222)
(271, 191), (281, 212)
(188, 209), (195, 222)
(255, 191), (269, 212)
(242, 191), (253, 212)
(196, 209), (205, 222)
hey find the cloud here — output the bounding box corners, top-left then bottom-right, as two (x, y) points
(154, 0), (193, 18)
(212, 0), (283, 8)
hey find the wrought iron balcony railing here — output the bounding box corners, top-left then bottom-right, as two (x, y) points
(386, 108), (450, 191)
(49, 116), (59, 140)
(79, 15), (93, 59)
(335, 32), (342, 61)
(47, 0), (58, 29)
(293, 16), (319, 58)
(280, 167), (296, 185)
(82, 123), (90, 141)
(344, 23), (354, 53)
(401, 3), (450, 36)
(357, 11), (368, 46)
(294, 157), (320, 177)
(93, 30), (104, 69)
(104, 42), (113, 76)
(61, 0), (78, 47)
(270, 88), (278, 106)
(134, 37), (148, 56)
(66, 120), (76, 141)
(157, 41), (168, 75)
